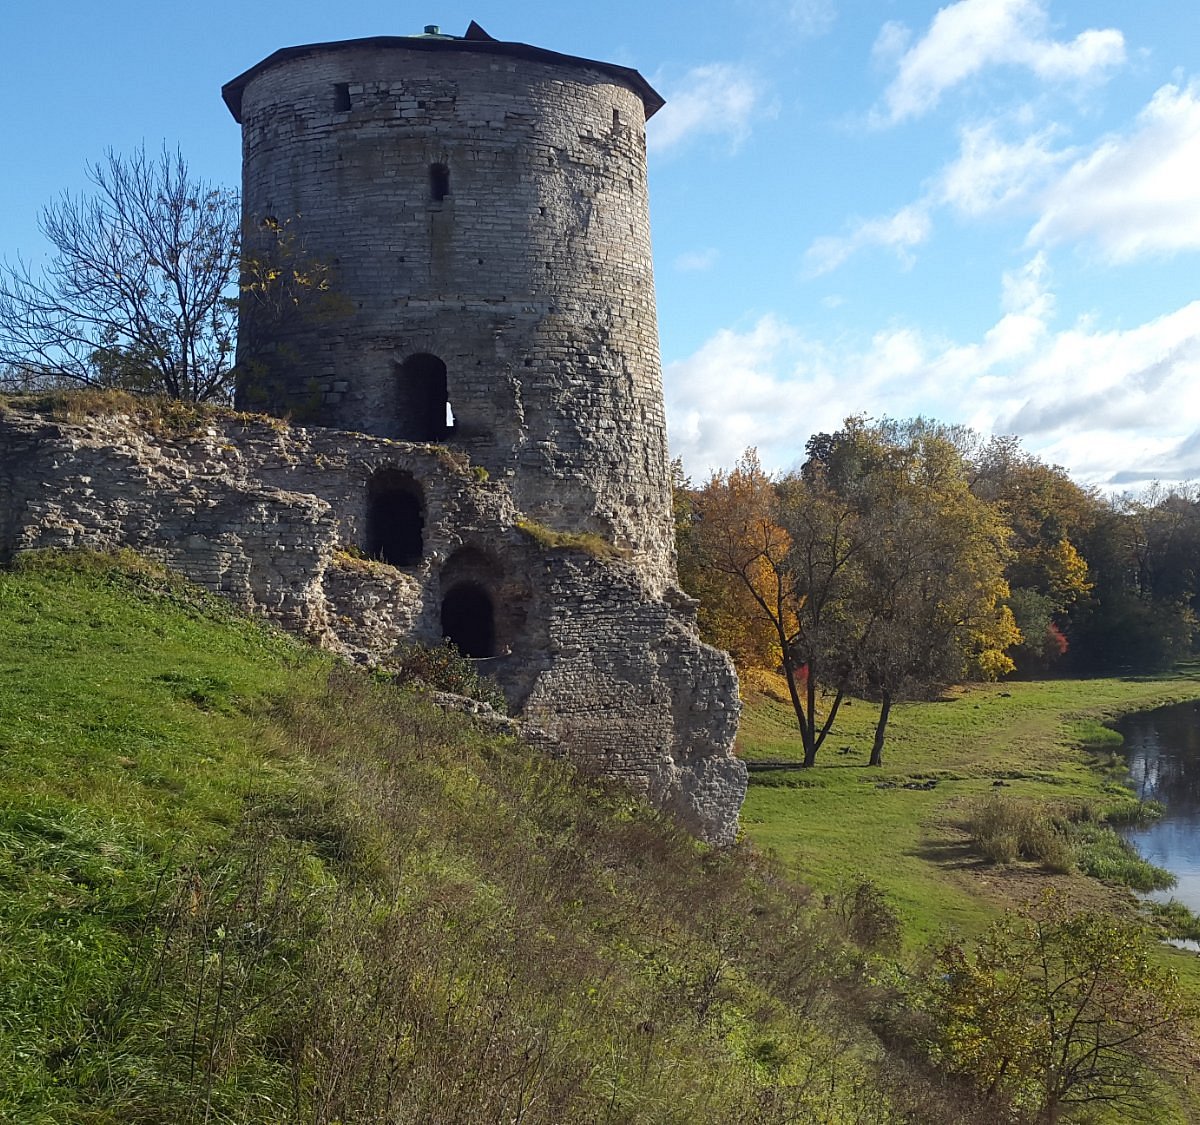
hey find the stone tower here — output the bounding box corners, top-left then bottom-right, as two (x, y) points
(223, 23), (675, 591)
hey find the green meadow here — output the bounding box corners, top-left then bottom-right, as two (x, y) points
(739, 672), (1200, 953)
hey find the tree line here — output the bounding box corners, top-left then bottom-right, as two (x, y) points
(675, 418), (1200, 765)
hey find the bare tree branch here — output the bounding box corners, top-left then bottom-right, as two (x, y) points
(0, 147), (240, 402)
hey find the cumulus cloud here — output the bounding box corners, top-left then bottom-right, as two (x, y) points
(647, 64), (764, 155)
(664, 259), (1200, 487)
(802, 204), (932, 276)
(664, 316), (814, 472)
(1028, 79), (1200, 260)
(938, 121), (1073, 216)
(805, 74), (1200, 274)
(873, 0), (1125, 125)
(801, 121), (1066, 274)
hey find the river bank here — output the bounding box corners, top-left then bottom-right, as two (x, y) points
(737, 669), (1200, 953)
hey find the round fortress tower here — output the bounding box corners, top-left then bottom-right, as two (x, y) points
(224, 23), (675, 587)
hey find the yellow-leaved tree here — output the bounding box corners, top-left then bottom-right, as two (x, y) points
(679, 422), (1022, 768)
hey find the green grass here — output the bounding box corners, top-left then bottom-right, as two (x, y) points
(0, 551), (950, 1124)
(4, 552), (1197, 1123)
(738, 674), (1200, 946)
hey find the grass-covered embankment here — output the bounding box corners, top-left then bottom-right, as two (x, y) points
(738, 672), (1200, 949)
(0, 552), (962, 1124)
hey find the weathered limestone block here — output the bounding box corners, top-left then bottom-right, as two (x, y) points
(321, 554), (426, 659)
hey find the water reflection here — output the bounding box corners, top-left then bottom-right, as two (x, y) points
(1120, 700), (1200, 913)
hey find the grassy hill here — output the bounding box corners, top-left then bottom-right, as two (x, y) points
(0, 551), (937, 1124)
(3, 551), (1197, 1123)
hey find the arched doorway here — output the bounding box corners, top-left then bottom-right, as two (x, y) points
(365, 469), (424, 566)
(396, 353), (451, 442)
(441, 582), (496, 657)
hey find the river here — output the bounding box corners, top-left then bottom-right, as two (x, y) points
(1119, 699), (1200, 917)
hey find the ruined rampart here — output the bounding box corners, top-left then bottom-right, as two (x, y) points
(0, 402), (745, 844)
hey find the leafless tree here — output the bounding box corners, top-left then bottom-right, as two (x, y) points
(0, 147), (240, 402)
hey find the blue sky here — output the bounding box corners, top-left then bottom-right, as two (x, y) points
(3, 1), (1198, 487)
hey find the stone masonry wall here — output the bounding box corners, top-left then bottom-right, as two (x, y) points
(233, 42), (674, 594)
(0, 403), (745, 844)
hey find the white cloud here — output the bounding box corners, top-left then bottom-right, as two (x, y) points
(675, 248), (720, 272)
(938, 121), (1072, 216)
(1110, 429), (1200, 485)
(805, 74), (1200, 274)
(802, 203), (932, 276)
(664, 316), (822, 472)
(801, 118), (1068, 276)
(665, 260), (1200, 488)
(872, 20), (912, 68)
(1028, 80), (1200, 260)
(874, 0), (1125, 125)
(648, 64), (764, 155)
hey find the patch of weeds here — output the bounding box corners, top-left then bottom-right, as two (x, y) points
(1099, 798), (1165, 827)
(1146, 899), (1200, 942)
(1073, 823), (1175, 891)
(432, 446), (471, 472)
(153, 671), (236, 713)
(331, 547), (400, 577)
(965, 795), (1074, 872)
(385, 640), (508, 713)
(2, 388), (228, 436)
(515, 519), (623, 560)
(1072, 718), (1125, 754)
(749, 771), (823, 788)
(966, 794), (1176, 887)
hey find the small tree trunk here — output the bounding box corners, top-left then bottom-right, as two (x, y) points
(869, 689), (892, 767)
(803, 665), (819, 767)
(782, 655), (816, 767)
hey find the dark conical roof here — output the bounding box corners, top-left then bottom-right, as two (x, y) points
(222, 22), (664, 123)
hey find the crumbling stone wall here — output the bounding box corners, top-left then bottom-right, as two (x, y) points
(0, 404), (745, 844)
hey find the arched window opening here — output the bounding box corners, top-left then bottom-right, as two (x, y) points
(396, 353), (450, 442)
(430, 163), (450, 202)
(441, 582), (495, 657)
(365, 470), (424, 567)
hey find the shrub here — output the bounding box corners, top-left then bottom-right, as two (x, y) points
(922, 893), (1200, 1123)
(826, 875), (901, 952)
(385, 639), (508, 713)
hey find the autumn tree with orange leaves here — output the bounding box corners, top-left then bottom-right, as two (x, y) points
(681, 448), (874, 767)
(678, 422), (1020, 767)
